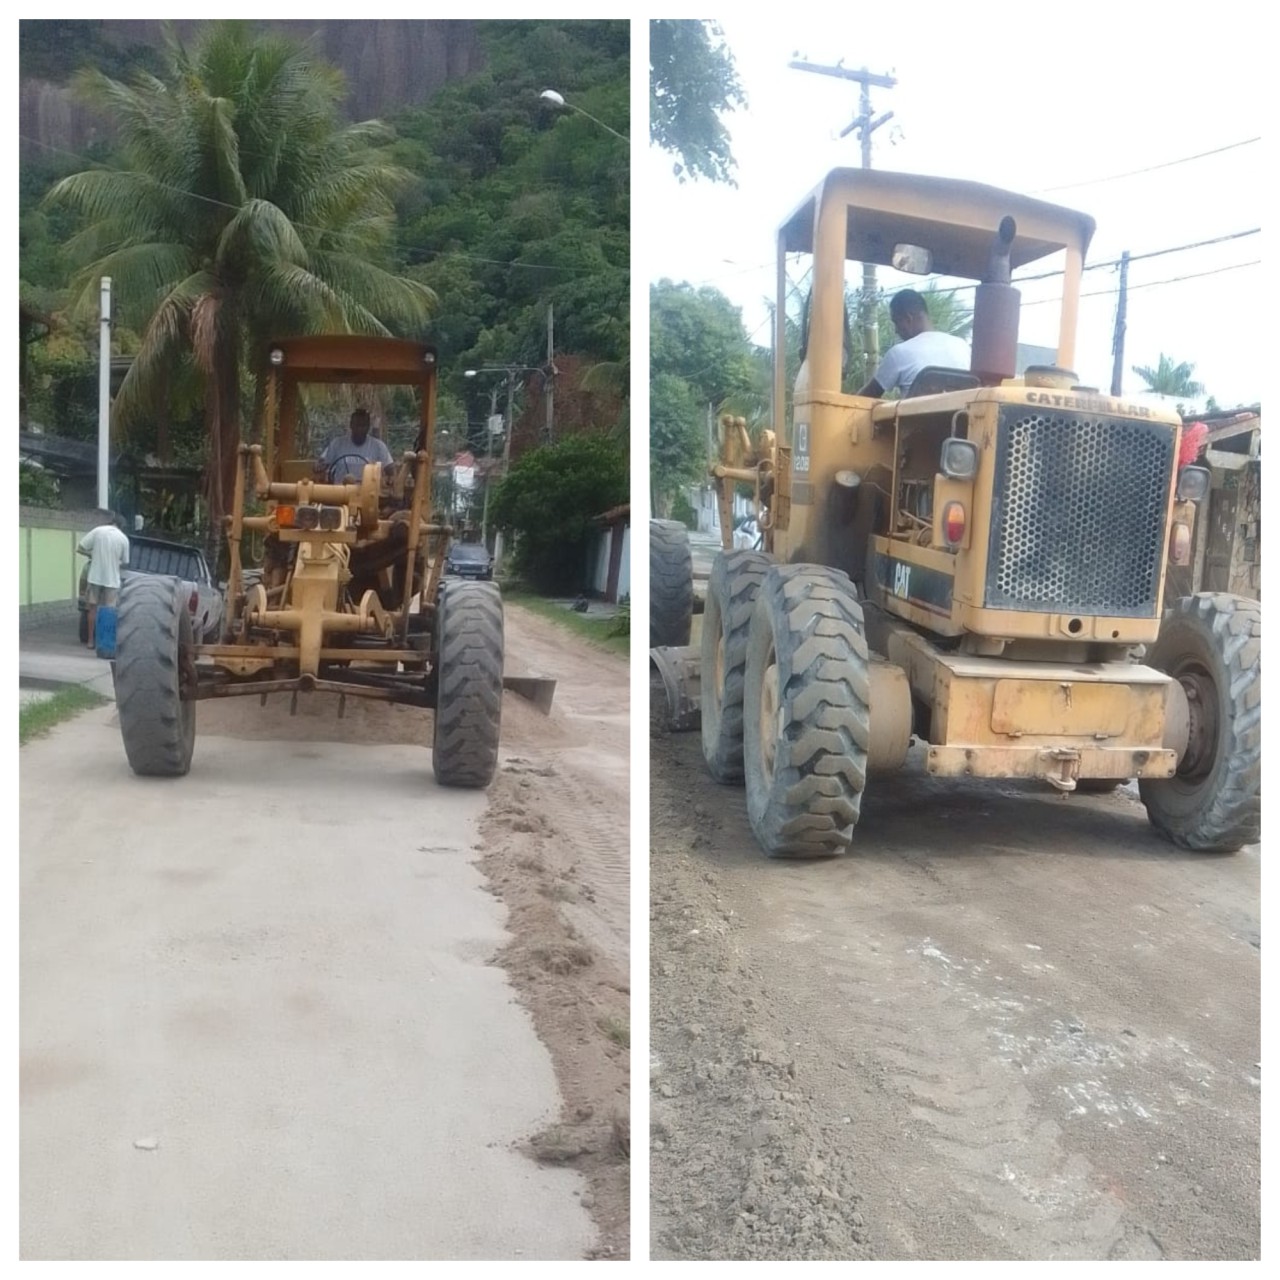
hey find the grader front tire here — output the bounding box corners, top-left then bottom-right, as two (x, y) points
(432, 581), (504, 789)
(742, 565), (870, 858)
(650, 519), (693, 648)
(115, 576), (197, 777)
(1140, 593), (1261, 852)
(701, 549), (770, 784)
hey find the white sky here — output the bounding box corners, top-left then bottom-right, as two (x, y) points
(646, 6), (1265, 407)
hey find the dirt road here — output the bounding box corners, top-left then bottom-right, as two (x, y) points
(650, 677), (1260, 1261)
(19, 603), (627, 1260)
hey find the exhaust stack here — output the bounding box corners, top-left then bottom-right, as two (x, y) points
(971, 216), (1020, 385)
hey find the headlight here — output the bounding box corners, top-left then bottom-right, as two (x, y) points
(1176, 465), (1211, 502)
(940, 438), (979, 480)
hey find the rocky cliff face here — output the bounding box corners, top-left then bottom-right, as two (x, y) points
(20, 19), (484, 162)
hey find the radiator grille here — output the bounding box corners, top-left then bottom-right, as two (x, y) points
(985, 408), (1174, 616)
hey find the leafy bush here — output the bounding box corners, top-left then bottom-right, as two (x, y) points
(20, 462), (60, 508)
(670, 489), (698, 530)
(489, 433), (628, 593)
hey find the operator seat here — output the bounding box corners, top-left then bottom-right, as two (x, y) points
(905, 367), (981, 398)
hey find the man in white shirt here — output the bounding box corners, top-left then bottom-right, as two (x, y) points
(77, 512), (130, 649)
(314, 408), (395, 483)
(857, 290), (971, 399)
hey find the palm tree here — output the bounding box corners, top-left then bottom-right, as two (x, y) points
(46, 21), (435, 536)
(1132, 353), (1204, 399)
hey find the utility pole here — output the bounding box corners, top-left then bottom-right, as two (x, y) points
(544, 303), (555, 443)
(480, 384), (499, 544)
(504, 368), (516, 472)
(1110, 250), (1131, 397)
(789, 60), (896, 376)
(97, 277), (112, 510)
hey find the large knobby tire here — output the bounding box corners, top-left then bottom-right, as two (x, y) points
(701, 549), (771, 783)
(432, 581), (504, 788)
(650, 519), (692, 648)
(743, 564), (871, 858)
(115, 576), (197, 777)
(1140, 593), (1261, 852)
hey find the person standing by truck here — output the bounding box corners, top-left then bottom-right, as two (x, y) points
(77, 511), (129, 650)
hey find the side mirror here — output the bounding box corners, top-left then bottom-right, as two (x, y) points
(892, 243), (933, 274)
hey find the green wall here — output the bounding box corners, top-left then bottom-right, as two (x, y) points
(20, 510), (94, 608)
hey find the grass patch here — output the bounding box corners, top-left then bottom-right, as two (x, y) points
(20, 686), (109, 745)
(598, 1015), (630, 1048)
(501, 589), (629, 657)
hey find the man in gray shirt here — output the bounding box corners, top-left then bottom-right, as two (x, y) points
(314, 408), (395, 482)
(857, 290), (971, 399)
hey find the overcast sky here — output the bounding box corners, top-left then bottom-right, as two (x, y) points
(647, 7), (1263, 408)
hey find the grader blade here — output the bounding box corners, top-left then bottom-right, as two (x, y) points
(502, 675), (557, 714)
(650, 644), (701, 732)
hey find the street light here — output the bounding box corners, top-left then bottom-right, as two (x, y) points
(539, 88), (628, 143)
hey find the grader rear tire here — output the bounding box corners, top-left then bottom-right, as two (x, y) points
(432, 581), (503, 788)
(1140, 593), (1261, 852)
(650, 519), (692, 648)
(701, 549), (770, 783)
(743, 565), (870, 858)
(115, 576), (197, 777)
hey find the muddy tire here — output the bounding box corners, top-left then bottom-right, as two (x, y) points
(743, 564), (870, 858)
(701, 549), (771, 783)
(1140, 593), (1261, 852)
(115, 576), (197, 777)
(650, 519), (692, 648)
(432, 580), (503, 788)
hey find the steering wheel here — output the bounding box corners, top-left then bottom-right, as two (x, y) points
(325, 454), (378, 485)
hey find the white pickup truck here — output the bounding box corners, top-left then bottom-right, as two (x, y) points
(79, 534), (224, 643)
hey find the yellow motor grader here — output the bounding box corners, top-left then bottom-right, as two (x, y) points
(651, 168), (1260, 856)
(114, 334), (552, 787)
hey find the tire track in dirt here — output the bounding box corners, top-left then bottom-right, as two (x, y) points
(651, 680), (1259, 1260)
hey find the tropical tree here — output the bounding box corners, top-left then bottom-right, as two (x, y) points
(1132, 353), (1205, 399)
(650, 20), (745, 184)
(650, 371), (708, 514)
(45, 21), (434, 537)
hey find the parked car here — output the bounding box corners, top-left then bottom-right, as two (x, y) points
(732, 516), (763, 550)
(79, 534), (224, 643)
(444, 541), (494, 581)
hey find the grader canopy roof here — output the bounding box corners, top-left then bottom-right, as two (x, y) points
(779, 169), (1096, 278)
(268, 335), (438, 385)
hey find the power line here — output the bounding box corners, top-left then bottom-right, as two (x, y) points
(1031, 136), (1261, 194)
(1019, 258), (1260, 308)
(919, 227), (1260, 295)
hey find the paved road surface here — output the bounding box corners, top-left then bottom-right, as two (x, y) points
(21, 694), (593, 1259)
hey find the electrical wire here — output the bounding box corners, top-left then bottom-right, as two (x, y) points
(1031, 136), (1261, 194)
(1018, 258), (1260, 308)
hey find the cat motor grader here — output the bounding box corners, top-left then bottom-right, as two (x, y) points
(651, 168), (1260, 856)
(113, 334), (554, 787)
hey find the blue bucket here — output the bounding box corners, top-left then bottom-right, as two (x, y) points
(95, 605), (118, 659)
